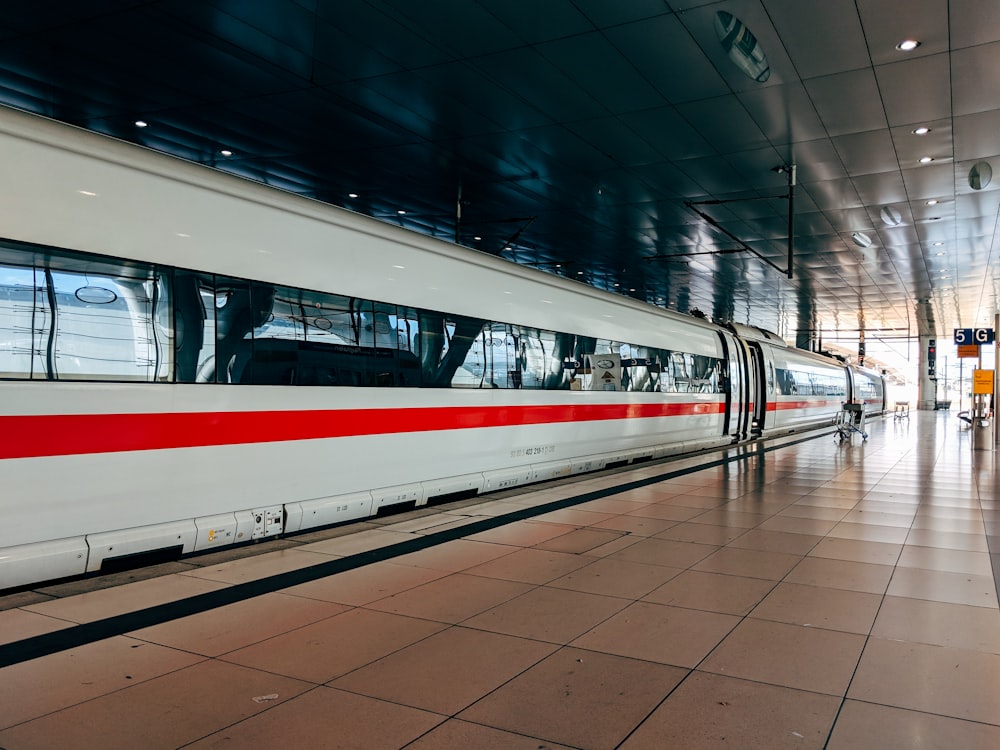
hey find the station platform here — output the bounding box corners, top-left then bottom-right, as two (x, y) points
(1, 411), (998, 749)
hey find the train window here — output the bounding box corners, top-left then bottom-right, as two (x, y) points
(0, 264), (48, 378)
(45, 265), (171, 382)
(174, 272), (217, 383)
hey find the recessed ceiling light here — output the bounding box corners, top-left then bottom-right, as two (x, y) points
(392, 265), (405, 269)
(134, 120), (148, 128)
(397, 210), (406, 215)
(936, 252), (945, 256)
(220, 149), (233, 157)
(629, 288), (636, 292)
(851, 232), (873, 248)
(474, 236), (482, 241)
(896, 39), (921, 51)
(919, 156), (934, 163)
(880, 206), (902, 226)
(77, 190), (98, 197)
(933, 241), (944, 246)
(926, 199), (939, 205)
(912, 126), (931, 135)
(348, 193), (358, 198)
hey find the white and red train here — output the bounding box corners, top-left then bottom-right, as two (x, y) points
(0, 106), (885, 589)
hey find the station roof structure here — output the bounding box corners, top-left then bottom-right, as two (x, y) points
(1, 0), (998, 348)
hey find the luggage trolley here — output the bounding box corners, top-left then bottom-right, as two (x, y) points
(835, 402), (868, 443)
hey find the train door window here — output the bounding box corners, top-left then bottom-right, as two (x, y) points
(213, 277), (254, 384)
(174, 272), (216, 383)
(47, 263), (172, 382)
(512, 326), (561, 389)
(0, 263), (49, 378)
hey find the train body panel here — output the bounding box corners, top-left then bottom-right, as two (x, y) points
(0, 105), (882, 589)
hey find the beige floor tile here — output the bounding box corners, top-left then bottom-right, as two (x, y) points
(591, 514), (680, 536)
(607, 537), (718, 568)
(533, 527), (628, 554)
(827, 699), (1000, 750)
(366, 572), (532, 622)
(777, 504), (850, 521)
(0, 659), (312, 750)
(659, 493), (729, 509)
(700, 619), (866, 695)
(0, 635), (203, 730)
(693, 546), (803, 580)
(897, 545), (993, 575)
(548, 557), (684, 599)
(872, 596), (1000, 653)
(180, 547), (337, 584)
(393, 539), (521, 572)
(185, 686), (443, 750)
(463, 547), (595, 584)
(613, 486), (687, 503)
(655, 522), (748, 545)
(642, 570), (776, 615)
(296, 527), (415, 556)
(382, 512), (478, 534)
(749, 582), (882, 634)
(688, 508), (770, 528)
(784, 557), (894, 594)
(624, 503), (705, 521)
(849, 638), (1000, 724)
(130, 591), (347, 656)
(404, 719), (577, 749)
(529, 507), (617, 526)
(0, 608), (72, 645)
(904, 527), (989, 551)
(792, 493), (861, 509)
(909, 515), (986, 533)
(281, 560), (447, 605)
(331, 626), (556, 714)
(618, 671), (840, 750)
(827, 522), (909, 543)
(466, 520), (576, 546)
(582, 534), (646, 557)
(757, 515), (839, 535)
(576, 496), (658, 514)
(21, 574), (230, 624)
(463, 586), (628, 644)
(221, 608), (447, 683)
(807, 537), (902, 565)
(886, 566), (999, 608)
(458, 647), (687, 750)
(727, 528), (823, 555)
(572, 601), (739, 667)
(840, 509), (915, 527)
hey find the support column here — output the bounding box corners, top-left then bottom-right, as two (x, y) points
(917, 334), (937, 410)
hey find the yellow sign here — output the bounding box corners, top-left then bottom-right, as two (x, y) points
(958, 344), (979, 358)
(973, 370), (994, 395)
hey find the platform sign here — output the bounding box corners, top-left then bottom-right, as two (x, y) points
(973, 370), (994, 395)
(954, 328), (996, 345)
(958, 344), (980, 358)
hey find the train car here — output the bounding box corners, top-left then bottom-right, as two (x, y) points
(849, 365), (888, 416)
(0, 106), (847, 590)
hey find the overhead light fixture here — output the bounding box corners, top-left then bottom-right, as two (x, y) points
(474, 236), (482, 241)
(220, 149), (233, 157)
(919, 156), (934, 163)
(77, 190), (98, 197)
(851, 232), (873, 248)
(896, 39), (921, 51)
(912, 126), (931, 135)
(936, 252), (945, 256)
(134, 120), (148, 128)
(397, 210), (406, 215)
(880, 206), (902, 226)
(926, 199), (939, 205)
(348, 192), (358, 198)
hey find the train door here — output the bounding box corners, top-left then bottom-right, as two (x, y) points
(719, 331), (750, 440)
(746, 341), (770, 434)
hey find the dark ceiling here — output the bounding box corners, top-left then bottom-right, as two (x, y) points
(2, 0), (999, 352)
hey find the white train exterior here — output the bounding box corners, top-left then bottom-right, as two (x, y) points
(0, 107), (885, 589)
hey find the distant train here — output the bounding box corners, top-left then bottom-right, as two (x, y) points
(0, 106), (885, 589)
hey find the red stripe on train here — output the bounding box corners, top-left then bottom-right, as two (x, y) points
(0, 401), (726, 459)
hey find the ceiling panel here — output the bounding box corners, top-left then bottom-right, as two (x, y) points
(0, 0), (994, 350)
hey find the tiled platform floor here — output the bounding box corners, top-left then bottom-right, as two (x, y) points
(1, 411), (999, 749)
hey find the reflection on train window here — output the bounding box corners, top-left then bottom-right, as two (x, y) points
(0, 260), (171, 381)
(0, 264), (48, 378)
